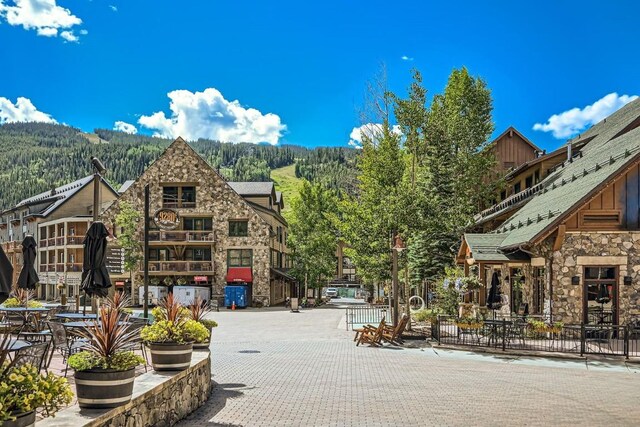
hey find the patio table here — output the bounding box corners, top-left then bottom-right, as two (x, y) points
(55, 313), (98, 321)
(0, 307), (53, 333)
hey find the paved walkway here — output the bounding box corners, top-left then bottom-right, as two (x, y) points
(179, 305), (640, 426)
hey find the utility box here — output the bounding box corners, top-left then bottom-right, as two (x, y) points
(173, 286), (211, 305)
(224, 285), (248, 308)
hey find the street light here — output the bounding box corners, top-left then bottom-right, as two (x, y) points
(91, 156), (106, 222)
(391, 233), (405, 326)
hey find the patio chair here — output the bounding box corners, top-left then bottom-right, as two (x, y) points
(47, 320), (88, 376)
(356, 318), (386, 347)
(585, 327), (614, 353)
(380, 314), (410, 345)
(14, 341), (50, 373)
(353, 316), (385, 342)
(505, 319), (527, 348)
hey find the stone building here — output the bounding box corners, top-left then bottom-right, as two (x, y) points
(0, 175), (119, 299)
(101, 137), (294, 307)
(458, 98), (640, 325)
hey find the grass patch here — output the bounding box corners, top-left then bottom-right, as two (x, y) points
(271, 163), (303, 211)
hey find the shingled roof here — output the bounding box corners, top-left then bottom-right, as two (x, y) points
(493, 98), (640, 250)
(228, 182), (275, 197)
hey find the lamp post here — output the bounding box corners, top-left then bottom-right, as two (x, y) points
(391, 233), (405, 326)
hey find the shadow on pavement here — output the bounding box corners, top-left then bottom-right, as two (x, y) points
(182, 381), (248, 426)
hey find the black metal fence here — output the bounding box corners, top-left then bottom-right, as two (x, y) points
(433, 315), (640, 358)
(345, 305), (388, 330)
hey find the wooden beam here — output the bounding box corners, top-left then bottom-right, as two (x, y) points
(553, 224), (566, 251)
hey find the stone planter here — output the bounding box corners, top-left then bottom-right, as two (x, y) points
(74, 368), (136, 409)
(5, 411), (36, 427)
(147, 342), (193, 371)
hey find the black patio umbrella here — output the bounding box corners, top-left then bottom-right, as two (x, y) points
(80, 222), (112, 307)
(0, 245), (12, 304)
(17, 235), (39, 291)
(487, 271), (502, 311)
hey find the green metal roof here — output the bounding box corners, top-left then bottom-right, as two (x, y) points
(463, 233), (528, 262)
(494, 99), (640, 250)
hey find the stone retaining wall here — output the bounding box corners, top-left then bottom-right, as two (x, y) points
(39, 351), (211, 427)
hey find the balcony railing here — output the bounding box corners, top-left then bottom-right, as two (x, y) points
(47, 238), (56, 246)
(47, 265), (55, 272)
(66, 263), (82, 272)
(39, 265), (47, 272)
(148, 261), (213, 273)
(66, 236), (84, 245)
(56, 264), (64, 273)
(148, 230), (215, 243)
(40, 239), (48, 247)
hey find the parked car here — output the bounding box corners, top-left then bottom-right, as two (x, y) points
(326, 287), (338, 298)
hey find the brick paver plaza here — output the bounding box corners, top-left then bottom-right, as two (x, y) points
(180, 305), (640, 426)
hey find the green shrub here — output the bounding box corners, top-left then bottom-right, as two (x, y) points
(412, 309), (438, 323)
(141, 319), (210, 344)
(68, 351), (144, 372)
(1, 297), (43, 308)
(200, 319), (218, 330)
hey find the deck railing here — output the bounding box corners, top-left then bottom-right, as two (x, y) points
(433, 315), (640, 358)
(148, 261), (214, 273)
(148, 230), (215, 243)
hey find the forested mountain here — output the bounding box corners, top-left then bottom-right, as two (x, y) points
(0, 122), (357, 209)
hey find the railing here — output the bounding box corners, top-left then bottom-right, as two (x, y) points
(39, 265), (47, 272)
(148, 230), (215, 243)
(148, 261), (214, 273)
(56, 264), (64, 273)
(39, 239), (48, 247)
(47, 238), (56, 246)
(66, 236), (84, 245)
(56, 237), (64, 246)
(47, 265), (55, 272)
(345, 305), (388, 330)
(433, 316), (640, 358)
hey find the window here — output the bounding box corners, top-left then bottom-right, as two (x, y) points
(513, 182), (521, 194)
(184, 218), (213, 231)
(583, 266), (617, 325)
(509, 268), (524, 314)
(228, 249), (252, 268)
(532, 267), (545, 314)
(186, 248), (211, 261)
(534, 170), (540, 184)
(525, 175), (533, 189)
(162, 186), (196, 208)
(229, 220), (248, 237)
(500, 190), (507, 201)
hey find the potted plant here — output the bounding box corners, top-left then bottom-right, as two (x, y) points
(187, 296), (218, 349)
(67, 299), (144, 409)
(1, 289), (43, 308)
(1, 334), (73, 426)
(141, 294), (209, 371)
(455, 317), (484, 330)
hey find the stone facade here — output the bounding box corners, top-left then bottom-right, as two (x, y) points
(101, 138), (274, 306)
(548, 231), (640, 325)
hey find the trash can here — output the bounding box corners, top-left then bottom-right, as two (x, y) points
(290, 297), (299, 312)
(224, 285), (248, 308)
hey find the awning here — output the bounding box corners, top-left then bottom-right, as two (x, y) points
(226, 267), (253, 283)
(270, 267), (296, 283)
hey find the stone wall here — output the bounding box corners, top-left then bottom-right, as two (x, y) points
(40, 351), (211, 427)
(101, 138), (273, 306)
(549, 231), (640, 324)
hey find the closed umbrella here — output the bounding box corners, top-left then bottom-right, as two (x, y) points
(80, 222), (112, 310)
(17, 236), (39, 291)
(487, 271), (502, 310)
(0, 245), (12, 304)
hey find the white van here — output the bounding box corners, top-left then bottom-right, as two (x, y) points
(326, 287), (338, 298)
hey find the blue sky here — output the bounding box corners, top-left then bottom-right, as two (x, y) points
(1, 1), (639, 151)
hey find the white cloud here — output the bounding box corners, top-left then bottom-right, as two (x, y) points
(401, 55), (414, 61)
(348, 123), (402, 149)
(109, 5), (117, 12)
(0, 0), (83, 41)
(0, 96), (57, 124)
(113, 120), (137, 134)
(533, 92), (639, 139)
(138, 88), (286, 145)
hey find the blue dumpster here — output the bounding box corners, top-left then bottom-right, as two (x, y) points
(224, 285), (248, 308)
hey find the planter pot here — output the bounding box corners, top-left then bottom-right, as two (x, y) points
(5, 411), (36, 427)
(193, 325), (214, 350)
(74, 368), (136, 409)
(147, 342), (193, 371)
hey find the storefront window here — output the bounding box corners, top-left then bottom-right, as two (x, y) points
(584, 266), (617, 324)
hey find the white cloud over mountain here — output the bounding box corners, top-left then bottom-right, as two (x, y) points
(113, 121), (137, 134)
(137, 88), (286, 145)
(533, 92), (639, 139)
(0, 0), (83, 41)
(348, 123), (402, 149)
(0, 96), (57, 124)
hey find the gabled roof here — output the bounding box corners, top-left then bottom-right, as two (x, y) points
(494, 98), (640, 250)
(4, 175), (118, 218)
(490, 126), (541, 152)
(228, 182), (275, 197)
(461, 233), (529, 262)
(118, 180), (135, 194)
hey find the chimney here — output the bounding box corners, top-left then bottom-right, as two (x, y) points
(567, 143), (572, 162)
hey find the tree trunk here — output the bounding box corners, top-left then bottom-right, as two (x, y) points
(405, 264), (411, 331)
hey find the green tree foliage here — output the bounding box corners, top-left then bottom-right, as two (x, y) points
(114, 201), (142, 275)
(0, 123), (357, 209)
(287, 181), (338, 290)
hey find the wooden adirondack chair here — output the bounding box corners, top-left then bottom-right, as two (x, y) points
(353, 316), (385, 342)
(356, 317), (386, 346)
(380, 314), (409, 345)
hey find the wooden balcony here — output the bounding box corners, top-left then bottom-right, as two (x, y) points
(66, 236), (84, 245)
(39, 239), (48, 247)
(148, 261), (214, 274)
(148, 230), (215, 244)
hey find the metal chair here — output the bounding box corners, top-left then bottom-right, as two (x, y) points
(47, 321), (88, 376)
(14, 341), (50, 373)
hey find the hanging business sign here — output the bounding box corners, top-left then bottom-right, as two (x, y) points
(154, 208), (180, 230)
